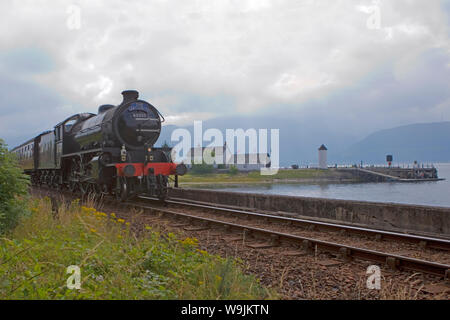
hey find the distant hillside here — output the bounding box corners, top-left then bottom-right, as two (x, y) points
(340, 122), (450, 163)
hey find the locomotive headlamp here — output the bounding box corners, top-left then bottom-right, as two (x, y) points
(121, 145), (127, 162)
(123, 165), (136, 177)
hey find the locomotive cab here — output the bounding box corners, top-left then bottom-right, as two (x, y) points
(56, 113), (96, 154)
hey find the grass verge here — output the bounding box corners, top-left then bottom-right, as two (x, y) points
(0, 197), (275, 300)
(179, 169), (330, 185)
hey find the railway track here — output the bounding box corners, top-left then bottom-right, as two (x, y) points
(32, 187), (450, 279)
(143, 196), (450, 251)
(118, 196), (450, 279)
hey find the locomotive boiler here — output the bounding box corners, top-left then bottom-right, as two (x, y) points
(12, 90), (187, 200)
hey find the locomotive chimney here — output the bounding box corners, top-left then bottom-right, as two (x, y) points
(121, 90), (139, 104)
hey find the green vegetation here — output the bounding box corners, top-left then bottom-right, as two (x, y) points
(228, 165), (239, 176)
(190, 162), (215, 175)
(180, 168), (330, 185)
(0, 139), (29, 234)
(0, 197), (274, 299)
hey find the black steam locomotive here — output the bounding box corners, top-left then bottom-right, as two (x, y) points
(12, 90), (187, 200)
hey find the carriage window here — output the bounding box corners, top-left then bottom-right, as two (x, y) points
(55, 127), (61, 140)
(64, 120), (77, 133)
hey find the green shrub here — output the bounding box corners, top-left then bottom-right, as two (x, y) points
(228, 165), (239, 175)
(190, 162), (214, 175)
(0, 139), (29, 234)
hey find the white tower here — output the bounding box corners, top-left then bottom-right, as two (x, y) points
(318, 144), (328, 169)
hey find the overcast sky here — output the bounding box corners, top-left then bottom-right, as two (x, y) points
(0, 0), (449, 150)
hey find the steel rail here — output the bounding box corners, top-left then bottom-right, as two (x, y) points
(139, 196), (450, 252)
(32, 186), (450, 251)
(128, 201), (450, 279)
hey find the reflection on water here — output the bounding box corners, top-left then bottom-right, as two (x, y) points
(192, 163), (450, 208)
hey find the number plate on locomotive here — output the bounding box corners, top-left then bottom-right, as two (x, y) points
(131, 111), (148, 118)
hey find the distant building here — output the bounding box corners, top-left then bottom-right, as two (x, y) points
(185, 144), (229, 168)
(184, 143), (271, 171)
(233, 153), (271, 171)
(318, 144), (328, 169)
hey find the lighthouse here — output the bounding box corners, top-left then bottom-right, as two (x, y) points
(318, 144), (328, 169)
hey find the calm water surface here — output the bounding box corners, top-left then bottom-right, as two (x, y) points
(194, 163), (450, 208)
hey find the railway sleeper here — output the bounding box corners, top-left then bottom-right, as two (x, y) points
(419, 240), (427, 249)
(338, 247), (351, 261)
(184, 225), (209, 232)
(386, 256), (400, 270)
(243, 228), (252, 240)
(269, 234), (281, 246)
(302, 240), (314, 253)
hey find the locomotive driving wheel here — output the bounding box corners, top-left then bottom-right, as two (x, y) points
(116, 177), (129, 202)
(100, 184), (111, 196)
(79, 182), (89, 196)
(68, 158), (81, 193)
(68, 180), (79, 193)
(156, 174), (168, 200)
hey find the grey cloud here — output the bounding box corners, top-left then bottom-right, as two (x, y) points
(0, 0), (449, 156)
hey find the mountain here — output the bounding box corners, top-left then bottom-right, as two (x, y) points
(339, 122), (450, 164)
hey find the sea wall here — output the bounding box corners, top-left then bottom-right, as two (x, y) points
(168, 188), (450, 237)
(368, 167), (438, 179)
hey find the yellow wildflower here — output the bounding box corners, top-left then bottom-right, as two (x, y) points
(181, 237), (198, 246)
(117, 218), (125, 224)
(90, 228), (97, 233)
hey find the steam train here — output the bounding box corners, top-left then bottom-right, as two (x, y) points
(11, 90), (187, 200)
